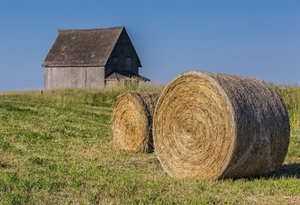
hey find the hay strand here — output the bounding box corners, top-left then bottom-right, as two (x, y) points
(112, 91), (160, 153)
(153, 71), (290, 180)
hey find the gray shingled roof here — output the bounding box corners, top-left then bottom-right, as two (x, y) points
(42, 26), (124, 67)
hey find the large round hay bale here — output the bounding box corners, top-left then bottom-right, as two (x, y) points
(153, 71), (290, 180)
(112, 91), (160, 153)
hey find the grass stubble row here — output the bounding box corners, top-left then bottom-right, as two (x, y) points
(113, 71), (290, 180)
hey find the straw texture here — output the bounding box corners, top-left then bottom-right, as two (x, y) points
(112, 91), (160, 153)
(153, 71), (290, 180)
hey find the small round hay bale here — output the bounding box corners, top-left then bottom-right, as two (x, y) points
(112, 91), (160, 153)
(153, 71), (290, 180)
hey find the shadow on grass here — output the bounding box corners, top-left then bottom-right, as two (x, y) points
(272, 163), (300, 179)
(233, 164), (300, 181)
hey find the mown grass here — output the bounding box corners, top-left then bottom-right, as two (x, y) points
(0, 83), (300, 204)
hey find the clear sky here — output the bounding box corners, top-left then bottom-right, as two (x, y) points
(0, 0), (299, 91)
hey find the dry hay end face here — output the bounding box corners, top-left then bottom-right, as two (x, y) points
(112, 91), (160, 153)
(153, 71), (290, 180)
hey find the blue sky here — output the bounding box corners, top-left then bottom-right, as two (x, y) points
(0, 0), (299, 91)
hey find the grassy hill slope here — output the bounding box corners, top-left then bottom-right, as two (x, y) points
(0, 85), (300, 204)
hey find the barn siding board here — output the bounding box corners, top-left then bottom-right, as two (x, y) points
(86, 67), (105, 89)
(45, 67), (105, 89)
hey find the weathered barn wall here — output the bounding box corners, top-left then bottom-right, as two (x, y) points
(44, 67), (105, 89)
(105, 29), (140, 76)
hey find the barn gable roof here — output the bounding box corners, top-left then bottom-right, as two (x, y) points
(42, 26), (133, 67)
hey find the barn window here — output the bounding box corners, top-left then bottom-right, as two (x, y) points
(126, 57), (131, 70)
(113, 57), (118, 69)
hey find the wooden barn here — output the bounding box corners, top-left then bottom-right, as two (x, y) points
(42, 26), (149, 89)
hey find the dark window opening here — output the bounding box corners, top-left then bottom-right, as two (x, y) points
(126, 57), (131, 70)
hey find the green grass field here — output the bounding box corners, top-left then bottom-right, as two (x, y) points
(0, 84), (300, 204)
